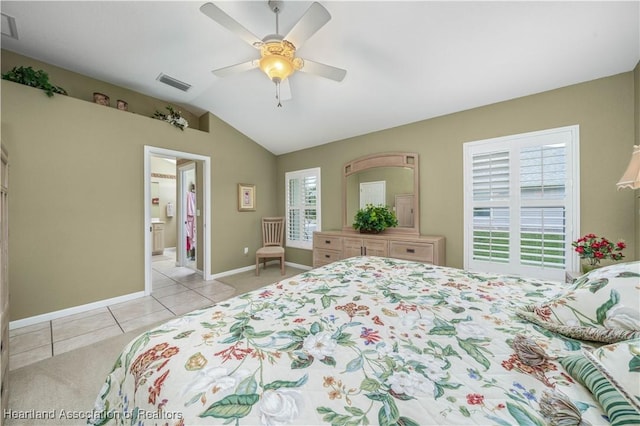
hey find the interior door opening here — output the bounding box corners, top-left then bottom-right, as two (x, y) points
(178, 162), (198, 271)
(144, 146), (211, 295)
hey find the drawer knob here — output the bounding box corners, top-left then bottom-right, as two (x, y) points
(325, 240), (331, 244)
(406, 248), (415, 253)
(325, 254), (330, 258)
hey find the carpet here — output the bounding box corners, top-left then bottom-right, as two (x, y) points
(6, 265), (306, 425)
(6, 324), (158, 425)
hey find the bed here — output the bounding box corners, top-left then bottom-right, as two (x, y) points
(90, 256), (640, 425)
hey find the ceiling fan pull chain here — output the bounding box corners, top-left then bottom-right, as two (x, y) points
(276, 81), (282, 107)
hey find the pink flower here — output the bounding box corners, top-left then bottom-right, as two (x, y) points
(467, 393), (485, 405)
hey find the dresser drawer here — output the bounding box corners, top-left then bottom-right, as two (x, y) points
(389, 241), (434, 263)
(313, 249), (342, 267)
(364, 239), (388, 257)
(313, 235), (343, 251)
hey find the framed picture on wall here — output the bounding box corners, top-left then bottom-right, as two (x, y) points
(238, 183), (256, 211)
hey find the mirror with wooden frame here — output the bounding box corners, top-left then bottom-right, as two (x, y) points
(342, 152), (420, 235)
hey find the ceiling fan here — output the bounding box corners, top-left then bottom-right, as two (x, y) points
(200, 1), (347, 106)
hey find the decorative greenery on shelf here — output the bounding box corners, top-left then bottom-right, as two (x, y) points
(353, 204), (398, 233)
(152, 106), (189, 131)
(1, 66), (67, 97)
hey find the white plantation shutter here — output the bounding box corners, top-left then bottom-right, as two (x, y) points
(286, 168), (321, 249)
(464, 126), (579, 280)
(519, 144), (567, 269)
(472, 207), (510, 263)
(471, 151), (511, 263)
(520, 207), (566, 267)
(472, 151), (510, 202)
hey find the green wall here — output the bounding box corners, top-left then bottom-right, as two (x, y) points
(2, 79), (277, 321)
(277, 70), (639, 269)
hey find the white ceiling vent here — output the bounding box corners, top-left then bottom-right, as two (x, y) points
(1, 13), (18, 39)
(156, 73), (191, 92)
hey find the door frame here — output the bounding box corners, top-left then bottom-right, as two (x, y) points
(144, 146), (212, 295)
(177, 161), (196, 269)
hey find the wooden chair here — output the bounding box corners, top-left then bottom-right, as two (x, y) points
(255, 217), (285, 276)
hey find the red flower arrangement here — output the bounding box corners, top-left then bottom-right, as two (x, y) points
(572, 234), (625, 267)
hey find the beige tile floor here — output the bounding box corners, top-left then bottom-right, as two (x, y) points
(9, 249), (235, 370)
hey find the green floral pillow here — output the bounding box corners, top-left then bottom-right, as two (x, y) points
(583, 338), (640, 413)
(516, 261), (640, 343)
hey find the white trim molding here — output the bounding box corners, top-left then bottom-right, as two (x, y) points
(9, 291), (145, 330)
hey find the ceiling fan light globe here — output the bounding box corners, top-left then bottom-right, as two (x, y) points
(259, 55), (294, 82)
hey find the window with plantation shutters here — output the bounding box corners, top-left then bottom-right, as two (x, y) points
(471, 151), (511, 264)
(285, 168), (321, 250)
(464, 126), (579, 280)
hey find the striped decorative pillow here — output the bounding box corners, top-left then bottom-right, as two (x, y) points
(560, 354), (640, 425)
(583, 338), (640, 413)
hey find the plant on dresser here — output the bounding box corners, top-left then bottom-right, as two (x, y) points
(353, 204), (398, 234)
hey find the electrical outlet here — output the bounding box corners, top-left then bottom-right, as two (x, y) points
(243, 247), (248, 255)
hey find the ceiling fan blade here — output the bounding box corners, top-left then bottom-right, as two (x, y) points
(284, 2), (331, 49)
(200, 2), (262, 48)
(299, 59), (346, 82)
(212, 60), (259, 78)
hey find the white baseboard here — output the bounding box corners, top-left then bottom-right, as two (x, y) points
(208, 264), (255, 279)
(11, 261), (312, 331)
(208, 260), (311, 280)
(9, 291), (146, 330)
(285, 261), (312, 271)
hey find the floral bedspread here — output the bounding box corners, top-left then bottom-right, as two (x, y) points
(91, 256), (607, 425)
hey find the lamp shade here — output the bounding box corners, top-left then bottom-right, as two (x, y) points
(616, 145), (640, 190)
(259, 55), (294, 82)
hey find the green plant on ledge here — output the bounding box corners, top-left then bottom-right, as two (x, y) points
(353, 204), (398, 234)
(2, 66), (67, 97)
(152, 105), (189, 131)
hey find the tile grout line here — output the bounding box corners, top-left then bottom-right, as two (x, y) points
(150, 262), (185, 317)
(150, 293), (178, 317)
(49, 320), (54, 357)
(107, 306), (125, 334)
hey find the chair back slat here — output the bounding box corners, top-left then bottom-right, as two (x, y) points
(262, 217), (284, 247)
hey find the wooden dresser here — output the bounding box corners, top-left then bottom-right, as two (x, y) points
(313, 231), (445, 268)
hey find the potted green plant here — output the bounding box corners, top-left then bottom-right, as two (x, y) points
(1, 66), (67, 97)
(353, 204), (398, 234)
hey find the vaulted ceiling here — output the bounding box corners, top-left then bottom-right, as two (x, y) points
(2, 1), (639, 154)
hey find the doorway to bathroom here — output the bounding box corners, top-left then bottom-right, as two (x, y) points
(144, 146), (211, 295)
(178, 161), (197, 271)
